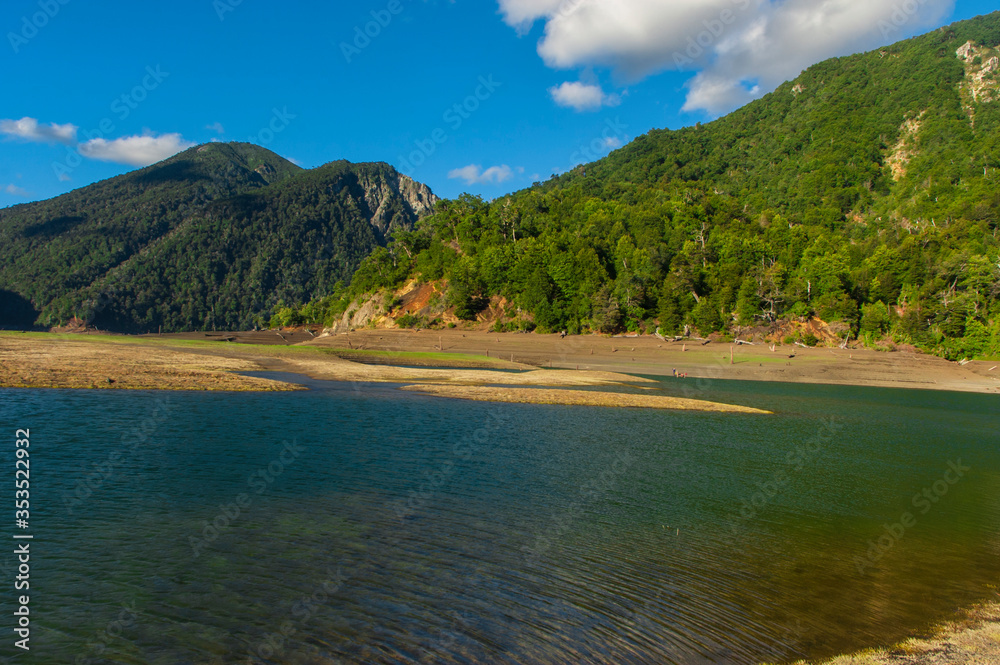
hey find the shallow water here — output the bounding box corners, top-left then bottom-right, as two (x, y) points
(2, 374), (998, 664)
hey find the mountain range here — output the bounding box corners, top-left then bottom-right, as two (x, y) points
(296, 11), (1000, 360)
(2, 12), (1000, 359)
(0, 143), (435, 332)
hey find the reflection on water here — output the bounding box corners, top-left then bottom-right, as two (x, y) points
(4, 375), (998, 664)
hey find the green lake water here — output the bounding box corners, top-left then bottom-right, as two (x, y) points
(1, 374), (997, 663)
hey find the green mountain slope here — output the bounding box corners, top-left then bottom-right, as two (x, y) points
(325, 12), (1000, 359)
(0, 143), (436, 332)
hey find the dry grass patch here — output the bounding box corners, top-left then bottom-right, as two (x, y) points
(0, 334), (297, 391)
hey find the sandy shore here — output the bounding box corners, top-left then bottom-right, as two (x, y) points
(5, 328), (997, 400)
(0, 332), (762, 412)
(0, 333), (297, 391)
(401, 384), (772, 413)
(778, 602), (1000, 665)
(3, 329), (995, 659)
(301, 329), (1000, 395)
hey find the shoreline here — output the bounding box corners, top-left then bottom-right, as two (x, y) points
(0, 332), (760, 412)
(2, 330), (995, 660)
(775, 601), (1000, 665)
(3, 329), (998, 397)
(298, 329), (1000, 395)
(400, 383), (772, 413)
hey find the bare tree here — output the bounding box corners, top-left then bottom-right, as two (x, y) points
(756, 258), (785, 321)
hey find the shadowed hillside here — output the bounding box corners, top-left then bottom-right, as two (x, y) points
(0, 143), (436, 332)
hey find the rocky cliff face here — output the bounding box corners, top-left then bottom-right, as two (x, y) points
(354, 168), (438, 239)
(957, 40), (999, 122)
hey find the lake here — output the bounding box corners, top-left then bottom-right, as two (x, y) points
(2, 374), (998, 664)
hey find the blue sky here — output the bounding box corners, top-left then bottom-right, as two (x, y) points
(1, 0), (995, 207)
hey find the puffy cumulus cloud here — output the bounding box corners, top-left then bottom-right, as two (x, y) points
(498, 0), (954, 114)
(499, 0), (566, 30)
(4, 184), (29, 197)
(448, 164), (516, 186)
(680, 0), (955, 113)
(79, 133), (195, 167)
(549, 81), (621, 111)
(681, 74), (762, 115)
(0, 117), (78, 144)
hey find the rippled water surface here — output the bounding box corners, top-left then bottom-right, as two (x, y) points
(3, 375), (999, 664)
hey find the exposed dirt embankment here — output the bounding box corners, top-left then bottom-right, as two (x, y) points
(322, 278), (524, 334)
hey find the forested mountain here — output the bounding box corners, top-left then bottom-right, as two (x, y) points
(303, 12), (1000, 359)
(5, 14), (1000, 357)
(0, 143), (436, 332)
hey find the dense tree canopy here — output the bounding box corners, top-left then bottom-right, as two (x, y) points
(4, 13), (1000, 361)
(0, 144), (432, 332)
(304, 13), (1000, 359)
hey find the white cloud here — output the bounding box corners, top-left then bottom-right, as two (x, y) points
(0, 117), (78, 144)
(499, 0), (954, 115)
(603, 135), (622, 149)
(4, 184), (29, 197)
(79, 133), (195, 167)
(0, 117), (196, 171)
(681, 74), (762, 114)
(205, 121), (225, 135)
(549, 81), (621, 111)
(500, 0), (565, 31)
(448, 164), (516, 186)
